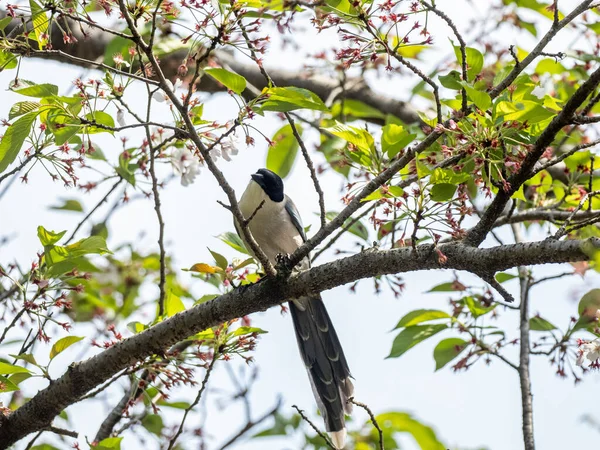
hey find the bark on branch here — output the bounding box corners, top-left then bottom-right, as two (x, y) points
(1, 12), (420, 126)
(0, 237), (598, 447)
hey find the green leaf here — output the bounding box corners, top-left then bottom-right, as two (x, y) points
(439, 70), (463, 90)
(427, 282), (460, 292)
(375, 412), (445, 450)
(266, 124), (301, 178)
(394, 309), (451, 328)
(204, 68), (247, 94)
(37, 226), (66, 246)
(464, 84), (491, 111)
(495, 100), (554, 124)
(85, 111), (115, 134)
(578, 289), (600, 319)
(49, 336), (84, 360)
(64, 236), (110, 258)
(0, 111), (38, 174)
(0, 50), (17, 70)
(218, 232), (249, 254)
(0, 375), (19, 392)
(464, 296), (496, 318)
(13, 83), (58, 98)
(9, 101), (40, 120)
(232, 326), (268, 336)
(209, 249), (228, 270)
(387, 324), (447, 358)
(381, 124), (416, 158)
(96, 437), (122, 450)
(323, 122), (374, 152)
(495, 272), (518, 283)
(165, 291), (185, 316)
(127, 321), (148, 334)
(0, 17), (13, 31)
(331, 99), (385, 120)
(430, 183), (457, 202)
(433, 338), (469, 370)
(259, 87), (328, 112)
(453, 45), (484, 80)
(49, 199), (84, 213)
(29, 0), (49, 49)
(141, 414), (164, 436)
(194, 294), (219, 305)
(529, 316), (557, 331)
(0, 361), (32, 375)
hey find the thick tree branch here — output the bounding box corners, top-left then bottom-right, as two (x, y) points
(1, 13), (420, 126)
(465, 64), (600, 247)
(0, 237), (598, 447)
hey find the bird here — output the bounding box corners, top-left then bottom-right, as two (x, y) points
(234, 168), (354, 449)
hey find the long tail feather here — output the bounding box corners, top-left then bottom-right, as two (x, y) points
(289, 296), (353, 447)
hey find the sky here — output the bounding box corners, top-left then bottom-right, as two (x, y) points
(1, 1), (600, 449)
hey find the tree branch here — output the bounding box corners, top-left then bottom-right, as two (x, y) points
(0, 237), (598, 447)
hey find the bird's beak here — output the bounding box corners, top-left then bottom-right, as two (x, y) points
(251, 172), (264, 184)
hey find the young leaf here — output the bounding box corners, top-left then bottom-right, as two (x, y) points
(49, 199), (84, 213)
(453, 45), (484, 80)
(0, 361), (32, 375)
(218, 232), (249, 254)
(232, 326), (268, 336)
(0, 111), (38, 174)
(12, 83), (58, 98)
(430, 183), (457, 202)
(529, 316), (557, 331)
(49, 336), (84, 360)
(0, 375), (19, 393)
(433, 338), (469, 371)
(8, 101), (40, 120)
(37, 226), (67, 246)
(266, 124), (301, 178)
(204, 68), (247, 94)
(323, 122), (374, 152)
(464, 84), (491, 111)
(259, 87), (328, 112)
(185, 263), (223, 274)
(29, 0), (49, 49)
(165, 291), (185, 316)
(394, 309), (451, 328)
(387, 324), (447, 358)
(209, 249), (228, 270)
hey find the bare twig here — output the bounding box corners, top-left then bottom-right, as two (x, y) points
(216, 399), (282, 450)
(348, 397), (384, 450)
(512, 224), (535, 450)
(235, 13), (327, 228)
(292, 405), (335, 449)
(0, 152), (37, 186)
(167, 356), (217, 450)
(65, 178), (123, 244)
(553, 190), (600, 239)
(489, 1), (594, 98)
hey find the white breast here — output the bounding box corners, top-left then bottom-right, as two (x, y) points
(237, 181), (304, 265)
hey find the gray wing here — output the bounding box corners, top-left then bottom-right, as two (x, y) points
(284, 195), (307, 242)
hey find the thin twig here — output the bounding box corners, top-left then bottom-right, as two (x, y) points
(292, 405), (335, 449)
(235, 13), (327, 228)
(65, 178), (123, 244)
(553, 190), (600, 239)
(216, 399), (282, 450)
(348, 397), (384, 450)
(167, 356), (217, 450)
(0, 152), (37, 186)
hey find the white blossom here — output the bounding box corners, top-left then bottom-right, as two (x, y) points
(219, 136), (239, 162)
(152, 78), (183, 103)
(170, 147), (201, 186)
(116, 108), (126, 127)
(576, 340), (600, 366)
